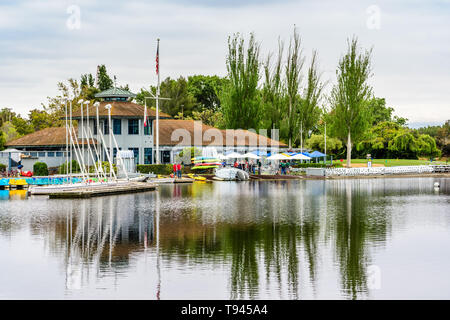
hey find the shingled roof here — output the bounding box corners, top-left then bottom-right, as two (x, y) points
(70, 101), (171, 119)
(155, 120), (287, 147)
(6, 127), (97, 147)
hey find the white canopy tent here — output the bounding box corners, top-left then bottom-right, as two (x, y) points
(266, 153), (291, 160)
(225, 152), (245, 159)
(290, 153), (311, 160)
(243, 152), (261, 159)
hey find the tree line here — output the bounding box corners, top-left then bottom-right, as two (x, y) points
(1, 31), (448, 164)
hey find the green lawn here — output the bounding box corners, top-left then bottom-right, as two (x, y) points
(332, 159), (448, 167)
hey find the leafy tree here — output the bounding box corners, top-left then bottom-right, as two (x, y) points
(11, 116), (33, 136)
(329, 37), (373, 167)
(298, 50), (325, 146)
(80, 73), (95, 88)
(137, 77), (197, 118)
(191, 109), (225, 128)
(284, 27), (304, 148)
(0, 121), (20, 142)
(187, 75), (227, 111)
(388, 131), (418, 159)
(366, 98), (392, 125)
(0, 131), (5, 151)
(220, 32), (261, 130)
(261, 39), (285, 138)
(416, 134), (441, 158)
(28, 109), (56, 131)
(97, 64), (114, 91)
(306, 134), (343, 156)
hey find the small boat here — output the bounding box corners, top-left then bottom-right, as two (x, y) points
(215, 168), (249, 181)
(188, 173), (207, 181)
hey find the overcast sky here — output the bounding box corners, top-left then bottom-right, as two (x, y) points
(0, 0), (449, 127)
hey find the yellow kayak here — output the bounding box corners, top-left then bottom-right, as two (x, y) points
(188, 173), (207, 181)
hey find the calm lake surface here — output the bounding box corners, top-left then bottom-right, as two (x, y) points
(0, 177), (449, 300)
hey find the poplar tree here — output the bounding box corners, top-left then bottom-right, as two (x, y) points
(262, 38), (285, 137)
(284, 28), (304, 148)
(221, 33), (261, 130)
(298, 50), (325, 146)
(330, 37), (373, 167)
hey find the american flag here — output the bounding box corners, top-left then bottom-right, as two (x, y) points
(156, 41), (159, 75)
(144, 99), (148, 127)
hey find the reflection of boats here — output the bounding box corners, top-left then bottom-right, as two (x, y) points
(215, 168), (249, 181)
(188, 173), (207, 181)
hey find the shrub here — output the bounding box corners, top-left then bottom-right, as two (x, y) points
(33, 162), (49, 176)
(0, 163), (6, 172)
(59, 160), (81, 174)
(89, 161), (117, 174)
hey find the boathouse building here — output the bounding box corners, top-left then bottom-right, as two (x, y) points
(4, 88), (287, 171)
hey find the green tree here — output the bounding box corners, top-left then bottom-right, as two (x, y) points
(284, 27), (304, 148)
(306, 134), (343, 156)
(29, 109), (56, 131)
(11, 116), (33, 136)
(261, 39), (285, 138)
(187, 75), (227, 111)
(329, 37), (373, 167)
(97, 64), (114, 91)
(221, 32), (261, 130)
(0, 131), (5, 151)
(388, 131), (418, 159)
(298, 50), (325, 146)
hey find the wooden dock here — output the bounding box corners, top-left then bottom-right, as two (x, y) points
(48, 182), (157, 199)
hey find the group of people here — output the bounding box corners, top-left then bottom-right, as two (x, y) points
(229, 160), (262, 175)
(278, 160), (291, 175)
(172, 163), (182, 178)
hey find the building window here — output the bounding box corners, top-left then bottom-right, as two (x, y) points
(56, 152), (63, 157)
(103, 119), (109, 135)
(144, 119), (152, 135)
(93, 120), (97, 135)
(129, 148), (139, 164)
(113, 119), (121, 135)
(47, 152), (54, 157)
(113, 147), (122, 158)
(128, 119), (139, 135)
(144, 148), (153, 164)
(161, 151), (171, 164)
(38, 152), (46, 157)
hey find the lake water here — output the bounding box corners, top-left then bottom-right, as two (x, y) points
(0, 177), (449, 300)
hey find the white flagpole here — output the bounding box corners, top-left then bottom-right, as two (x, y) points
(156, 38), (160, 165)
(65, 99), (69, 182)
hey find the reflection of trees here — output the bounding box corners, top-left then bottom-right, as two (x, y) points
(327, 179), (390, 299)
(0, 178), (402, 298)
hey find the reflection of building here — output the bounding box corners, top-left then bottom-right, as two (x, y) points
(6, 87), (286, 169)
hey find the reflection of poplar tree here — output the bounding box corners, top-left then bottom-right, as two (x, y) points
(228, 226), (260, 299)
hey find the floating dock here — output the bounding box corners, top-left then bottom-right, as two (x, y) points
(41, 182), (157, 199)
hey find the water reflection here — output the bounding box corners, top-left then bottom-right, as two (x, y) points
(0, 177), (449, 299)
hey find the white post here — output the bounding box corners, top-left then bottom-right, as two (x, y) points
(324, 121), (327, 165)
(65, 99), (69, 182)
(69, 100), (73, 183)
(156, 38), (160, 165)
(80, 100), (84, 169)
(106, 104), (113, 178)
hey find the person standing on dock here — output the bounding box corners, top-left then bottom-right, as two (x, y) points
(177, 163), (182, 178)
(173, 163), (177, 178)
(258, 160), (261, 175)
